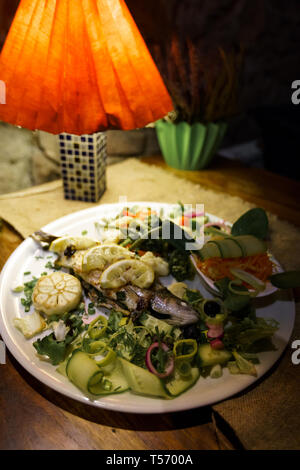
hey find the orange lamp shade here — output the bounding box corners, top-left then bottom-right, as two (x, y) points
(0, 0), (173, 135)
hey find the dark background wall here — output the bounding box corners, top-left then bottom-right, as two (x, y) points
(1, 0), (300, 110)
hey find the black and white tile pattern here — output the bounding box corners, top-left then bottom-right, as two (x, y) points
(58, 132), (107, 202)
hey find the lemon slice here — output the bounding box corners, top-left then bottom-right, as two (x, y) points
(82, 244), (135, 272)
(32, 272), (82, 316)
(100, 259), (155, 289)
(49, 236), (98, 254)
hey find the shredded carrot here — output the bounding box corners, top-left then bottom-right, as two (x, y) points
(197, 253), (273, 283)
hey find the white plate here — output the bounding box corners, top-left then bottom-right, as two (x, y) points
(0, 202), (296, 414)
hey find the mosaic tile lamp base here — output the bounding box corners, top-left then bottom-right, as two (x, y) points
(58, 132), (107, 202)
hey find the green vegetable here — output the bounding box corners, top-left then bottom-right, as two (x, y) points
(210, 364), (223, 379)
(176, 360), (192, 377)
(12, 285), (24, 293)
(87, 303), (96, 315)
(183, 288), (203, 306)
(107, 310), (123, 333)
(139, 313), (173, 337)
(231, 208), (269, 239)
(173, 339), (198, 361)
(20, 277), (38, 312)
(87, 315), (108, 339)
(197, 343), (232, 367)
(119, 357), (169, 398)
(269, 271), (300, 289)
(161, 220), (198, 252)
(66, 351), (129, 396)
(232, 351), (257, 376)
(223, 316), (279, 353)
(168, 248), (195, 282)
(215, 277), (251, 312)
(164, 367), (200, 396)
(33, 309), (85, 365)
(34, 333), (69, 365)
(199, 235), (266, 260)
(227, 361), (240, 375)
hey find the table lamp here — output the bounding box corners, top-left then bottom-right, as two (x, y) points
(0, 0), (173, 201)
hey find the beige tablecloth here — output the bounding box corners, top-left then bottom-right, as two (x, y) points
(0, 158), (299, 450)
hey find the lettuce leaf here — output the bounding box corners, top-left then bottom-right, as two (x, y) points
(223, 316), (279, 353)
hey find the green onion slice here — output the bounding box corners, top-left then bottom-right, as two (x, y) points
(173, 339), (197, 361)
(88, 315), (108, 340)
(230, 268), (265, 296)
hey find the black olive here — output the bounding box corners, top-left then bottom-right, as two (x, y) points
(64, 245), (76, 258)
(204, 300), (221, 318)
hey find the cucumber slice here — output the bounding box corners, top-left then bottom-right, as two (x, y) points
(119, 358), (169, 398)
(197, 343), (232, 367)
(90, 359), (129, 395)
(66, 350), (129, 396)
(139, 313), (173, 336)
(199, 241), (222, 260)
(199, 235), (266, 260)
(66, 350), (103, 394)
(230, 238), (246, 257)
(164, 367), (200, 397)
(237, 235), (266, 256)
(214, 239), (242, 258)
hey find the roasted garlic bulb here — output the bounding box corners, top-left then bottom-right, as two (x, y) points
(32, 272), (82, 316)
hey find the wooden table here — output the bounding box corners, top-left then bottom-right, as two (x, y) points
(142, 155), (300, 227)
(1, 155), (299, 451)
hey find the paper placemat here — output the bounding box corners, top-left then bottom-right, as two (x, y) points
(0, 158), (299, 449)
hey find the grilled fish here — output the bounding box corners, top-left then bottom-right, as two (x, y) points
(31, 231), (199, 325)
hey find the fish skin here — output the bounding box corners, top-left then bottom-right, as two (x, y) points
(150, 288), (199, 325)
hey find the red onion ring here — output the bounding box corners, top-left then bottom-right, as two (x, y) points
(146, 342), (174, 379)
(206, 323), (224, 339)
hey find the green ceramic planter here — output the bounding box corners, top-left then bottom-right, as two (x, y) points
(155, 120), (228, 170)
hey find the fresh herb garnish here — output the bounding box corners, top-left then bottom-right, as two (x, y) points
(33, 333), (67, 365)
(107, 310), (123, 333)
(45, 261), (61, 270)
(20, 277), (38, 312)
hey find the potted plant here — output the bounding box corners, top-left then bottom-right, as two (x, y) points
(155, 37), (243, 170)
